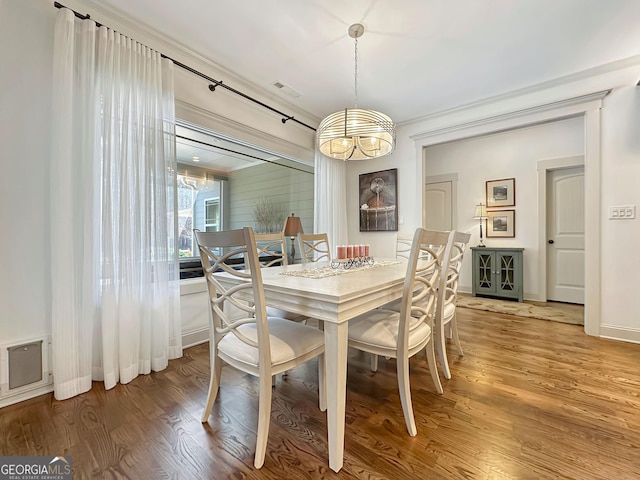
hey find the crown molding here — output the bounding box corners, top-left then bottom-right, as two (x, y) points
(410, 90), (610, 142)
(401, 54), (640, 127)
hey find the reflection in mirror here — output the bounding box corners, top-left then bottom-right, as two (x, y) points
(176, 122), (314, 277)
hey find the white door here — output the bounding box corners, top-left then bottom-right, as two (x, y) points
(547, 167), (585, 304)
(425, 181), (452, 231)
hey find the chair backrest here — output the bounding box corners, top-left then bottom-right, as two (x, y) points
(397, 228), (451, 351)
(437, 230), (471, 319)
(395, 232), (414, 260)
(194, 227), (271, 364)
(298, 232), (331, 263)
(254, 232), (288, 267)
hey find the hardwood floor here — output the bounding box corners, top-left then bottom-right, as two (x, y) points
(2, 309), (640, 479)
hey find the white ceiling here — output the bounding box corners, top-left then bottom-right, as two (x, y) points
(92, 0), (640, 126)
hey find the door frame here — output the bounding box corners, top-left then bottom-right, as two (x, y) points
(414, 90), (609, 337)
(537, 156), (584, 304)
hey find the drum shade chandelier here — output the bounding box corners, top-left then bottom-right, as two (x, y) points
(317, 23), (396, 161)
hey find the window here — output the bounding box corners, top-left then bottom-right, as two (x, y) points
(204, 198), (220, 232)
(177, 168), (225, 259)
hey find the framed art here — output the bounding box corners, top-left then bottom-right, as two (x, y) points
(486, 178), (515, 207)
(359, 168), (398, 232)
(486, 210), (515, 238)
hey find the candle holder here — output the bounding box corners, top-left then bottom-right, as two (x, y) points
(330, 256), (375, 269)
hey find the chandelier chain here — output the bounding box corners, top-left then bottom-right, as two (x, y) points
(354, 36), (358, 108)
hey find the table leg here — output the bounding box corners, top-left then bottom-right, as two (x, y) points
(324, 321), (348, 472)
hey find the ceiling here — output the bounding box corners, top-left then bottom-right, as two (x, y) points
(91, 0), (640, 126)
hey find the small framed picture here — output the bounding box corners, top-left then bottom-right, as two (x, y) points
(486, 178), (515, 207)
(486, 210), (515, 238)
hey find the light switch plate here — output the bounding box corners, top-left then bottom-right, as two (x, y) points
(609, 205), (636, 219)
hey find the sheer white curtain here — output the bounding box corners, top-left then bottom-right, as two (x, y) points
(313, 151), (348, 254)
(51, 8), (182, 400)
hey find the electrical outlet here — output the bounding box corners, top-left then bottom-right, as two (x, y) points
(609, 205), (636, 219)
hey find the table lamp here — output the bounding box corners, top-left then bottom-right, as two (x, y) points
(283, 213), (303, 263)
(473, 203), (488, 247)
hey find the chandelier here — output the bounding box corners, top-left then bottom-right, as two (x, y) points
(317, 24), (396, 161)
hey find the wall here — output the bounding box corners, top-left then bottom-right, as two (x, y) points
(228, 162), (314, 237)
(423, 117), (584, 297)
(0, 0), (54, 350)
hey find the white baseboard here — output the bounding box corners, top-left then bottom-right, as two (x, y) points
(181, 327), (209, 349)
(599, 324), (640, 344)
(0, 328), (210, 409)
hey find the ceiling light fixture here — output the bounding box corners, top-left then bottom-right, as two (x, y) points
(317, 23), (396, 161)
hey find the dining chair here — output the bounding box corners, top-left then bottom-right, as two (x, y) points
(395, 232), (414, 260)
(254, 232), (308, 323)
(434, 230), (471, 380)
(347, 228), (449, 436)
(370, 230), (442, 374)
(194, 227), (326, 468)
(297, 232), (331, 263)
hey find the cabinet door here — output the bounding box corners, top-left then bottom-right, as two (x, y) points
(495, 251), (521, 300)
(473, 250), (495, 295)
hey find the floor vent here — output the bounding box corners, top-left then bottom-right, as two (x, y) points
(1, 336), (51, 399)
(9, 341), (43, 389)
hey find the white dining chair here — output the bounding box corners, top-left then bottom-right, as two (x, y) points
(194, 227), (326, 469)
(434, 230), (471, 380)
(297, 232), (331, 263)
(369, 230), (442, 372)
(347, 228), (449, 436)
(254, 232), (308, 323)
(395, 232), (414, 260)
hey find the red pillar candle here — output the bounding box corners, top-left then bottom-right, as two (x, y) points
(346, 245), (354, 258)
(364, 244), (370, 257)
(337, 245), (347, 259)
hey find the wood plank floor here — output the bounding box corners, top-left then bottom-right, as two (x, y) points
(2, 308), (640, 479)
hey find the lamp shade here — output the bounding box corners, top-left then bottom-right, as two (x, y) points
(317, 108), (396, 160)
(283, 214), (303, 237)
(473, 203), (488, 219)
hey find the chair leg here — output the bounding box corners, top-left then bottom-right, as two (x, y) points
(318, 353), (326, 412)
(426, 339), (443, 395)
(254, 373), (273, 468)
(435, 313), (453, 380)
(370, 353), (378, 372)
(450, 314), (464, 356)
(397, 356), (417, 436)
(201, 352), (223, 422)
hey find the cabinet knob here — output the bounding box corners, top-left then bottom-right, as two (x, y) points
(548, 239), (554, 244)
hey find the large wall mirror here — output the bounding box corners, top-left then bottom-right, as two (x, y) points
(176, 122), (314, 276)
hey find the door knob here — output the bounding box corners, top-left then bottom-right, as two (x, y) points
(548, 240), (554, 244)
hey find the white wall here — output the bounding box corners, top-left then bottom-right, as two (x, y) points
(600, 85), (640, 335)
(423, 117), (584, 298)
(0, 0), (55, 346)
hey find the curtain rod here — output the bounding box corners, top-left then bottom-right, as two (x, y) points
(53, 2), (317, 132)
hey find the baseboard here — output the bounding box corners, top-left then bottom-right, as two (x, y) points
(0, 328), (210, 410)
(0, 384), (53, 408)
(182, 327), (210, 349)
(599, 324), (640, 345)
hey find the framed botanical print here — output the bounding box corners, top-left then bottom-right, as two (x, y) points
(486, 210), (515, 238)
(486, 178), (515, 208)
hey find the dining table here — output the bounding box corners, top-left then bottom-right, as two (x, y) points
(216, 258), (409, 472)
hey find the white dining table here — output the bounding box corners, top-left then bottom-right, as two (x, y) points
(218, 259), (408, 472)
